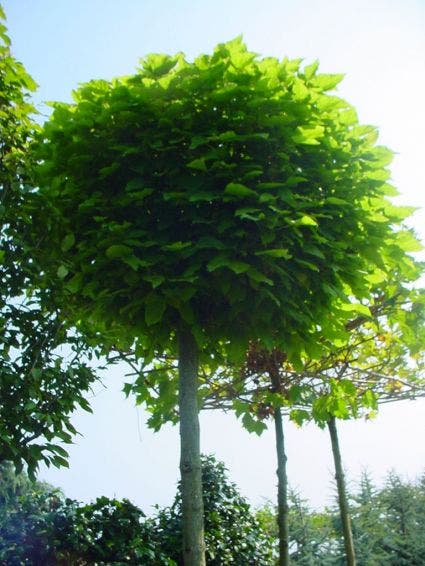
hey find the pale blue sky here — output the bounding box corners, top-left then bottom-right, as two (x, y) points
(3, 0), (425, 511)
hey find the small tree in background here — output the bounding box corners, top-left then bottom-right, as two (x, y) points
(154, 454), (275, 565)
(256, 471), (425, 564)
(199, 280), (424, 566)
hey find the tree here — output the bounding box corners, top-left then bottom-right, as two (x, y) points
(21, 37), (419, 564)
(0, 457), (273, 565)
(154, 454), (274, 565)
(257, 493), (339, 564)
(0, 462), (62, 565)
(0, 5), (100, 477)
(256, 471), (425, 564)
(200, 281), (424, 566)
(0, 467), (173, 565)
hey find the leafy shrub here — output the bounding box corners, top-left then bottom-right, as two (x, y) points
(154, 455), (275, 565)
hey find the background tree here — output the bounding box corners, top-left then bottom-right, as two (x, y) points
(154, 454), (275, 565)
(256, 471), (425, 565)
(0, 474), (173, 565)
(0, 5), (101, 477)
(22, 37), (420, 563)
(198, 280), (424, 566)
(0, 456), (273, 566)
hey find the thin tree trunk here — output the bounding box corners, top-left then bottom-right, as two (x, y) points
(327, 416), (356, 566)
(178, 328), (205, 566)
(274, 406), (290, 566)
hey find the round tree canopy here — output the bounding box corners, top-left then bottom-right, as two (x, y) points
(28, 37), (419, 363)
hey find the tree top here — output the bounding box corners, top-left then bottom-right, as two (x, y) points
(27, 37), (422, 363)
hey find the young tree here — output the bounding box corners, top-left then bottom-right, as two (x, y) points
(257, 471), (425, 564)
(155, 455), (274, 565)
(21, 37), (418, 564)
(199, 282), (424, 566)
(0, 5), (100, 477)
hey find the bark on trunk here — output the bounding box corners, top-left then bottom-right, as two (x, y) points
(178, 328), (205, 566)
(274, 406), (290, 566)
(327, 417), (356, 566)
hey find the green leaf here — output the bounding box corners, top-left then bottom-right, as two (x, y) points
(295, 258), (319, 271)
(105, 244), (133, 259)
(256, 248), (292, 259)
(61, 233), (75, 252)
(293, 125), (325, 146)
(197, 236), (225, 249)
(340, 302), (371, 317)
(362, 389), (378, 410)
(288, 385), (304, 404)
(65, 273), (84, 293)
(143, 275), (165, 288)
(324, 197), (349, 206)
(395, 230), (423, 252)
(257, 182), (287, 189)
(207, 255), (250, 274)
(339, 379), (357, 396)
(163, 241), (192, 251)
(57, 265), (69, 279)
(140, 53), (179, 78)
(187, 158), (207, 172)
(247, 268), (273, 285)
(122, 255), (143, 271)
(145, 296), (166, 326)
(189, 135), (208, 149)
(304, 60), (319, 80)
(290, 409), (310, 426)
(125, 178), (144, 191)
(313, 73), (345, 91)
(241, 412), (267, 435)
(295, 215), (318, 227)
(123, 382), (133, 397)
(224, 182), (257, 198)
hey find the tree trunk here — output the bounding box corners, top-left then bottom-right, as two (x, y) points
(327, 417), (356, 566)
(274, 406), (290, 566)
(178, 328), (206, 566)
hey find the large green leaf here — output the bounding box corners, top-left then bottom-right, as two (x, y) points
(145, 296), (166, 326)
(105, 244), (133, 259)
(224, 183), (257, 198)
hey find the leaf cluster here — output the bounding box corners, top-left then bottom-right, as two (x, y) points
(0, 7), (100, 476)
(199, 282), (425, 430)
(25, 37), (420, 365)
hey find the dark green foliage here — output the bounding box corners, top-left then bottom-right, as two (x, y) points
(0, 296), (99, 476)
(0, 6), (100, 476)
(0, 457), (274, 565)
(0, 466), (173, 565)
(256, 472), (425, 565)
(0, 462), (61, 565)
(48, 497), (173, 565)
(154, 455), (275, 565)
(365, 471), (425, 565)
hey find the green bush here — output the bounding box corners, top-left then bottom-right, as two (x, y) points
(0, 465), (173, 565)
(154, 455), (275, 565)
(0, 457), (274, 565)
